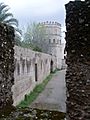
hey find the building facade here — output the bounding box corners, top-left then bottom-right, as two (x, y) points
(40, 21), (64, 69)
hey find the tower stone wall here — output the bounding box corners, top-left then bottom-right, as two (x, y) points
(41, 21), (64, 69)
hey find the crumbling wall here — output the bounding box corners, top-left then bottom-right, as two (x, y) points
(12, 45), (57, 106)
(65, 0), (90, 120)
(0, 23), (15, 109)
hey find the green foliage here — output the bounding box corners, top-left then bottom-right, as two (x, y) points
(0, 2), (22, 44)
(18, 41), (41, 52)
(23, 22), (49, 53)
(0, 2), (18, 27)
(32, 45), (42, 52)
(15, 33), (22, 46)
(19, 41), (30, 48)
(17, 71), (57, 108)
(52, 68), (60, 73)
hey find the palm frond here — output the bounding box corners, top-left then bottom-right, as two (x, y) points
(0, 13), (13, 21)
(15, 27), (22, 35)
(4, 18), (18, 27)
(0, 3), (8, 14)
(2, 7), (10, 14)
(15, 32), (22, 46)
(0, 2), (21, 38)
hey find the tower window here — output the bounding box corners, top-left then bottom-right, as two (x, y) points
(49, 39), (51, 43)
(60, 40), (61, 44)
(53, 39), (55, 43)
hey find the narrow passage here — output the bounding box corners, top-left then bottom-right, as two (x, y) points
(30, 70), (66, 113)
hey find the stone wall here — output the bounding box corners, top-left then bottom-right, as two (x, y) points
(65, 0), (90, 120)
(12, 46), (57, 106)
(40, 21), (63, 69)
(0, 23), (15, 109)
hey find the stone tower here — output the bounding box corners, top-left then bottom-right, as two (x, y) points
(41, 21), (63, 69)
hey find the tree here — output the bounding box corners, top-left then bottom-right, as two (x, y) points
(0, 3), (18, 27)
(0, 2), (22, 44)
(15, 33), (22, 46)
(24, 22), (49, 53)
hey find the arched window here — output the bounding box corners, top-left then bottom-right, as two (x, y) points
(49, 39), (51, 43)
(60, 40), (61, 44)
(53, 39), (55, 43)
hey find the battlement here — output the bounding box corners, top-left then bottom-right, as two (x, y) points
(39, 21), (61, 27)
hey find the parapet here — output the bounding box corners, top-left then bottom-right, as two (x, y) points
(39, 21), (61, 27)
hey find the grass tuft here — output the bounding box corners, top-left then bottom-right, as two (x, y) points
(17, 69), (59, 108)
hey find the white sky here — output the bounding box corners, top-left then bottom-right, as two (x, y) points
(1, 0), (79, 42)
(1, 0), (73, 29)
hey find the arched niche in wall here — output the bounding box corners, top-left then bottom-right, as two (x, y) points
(26, 59), (31, 73)
(50, 60), (54, 73)
(22, 59), (25, 74)
(49, 39), (51, 44)
(20, 54), (23, 62)
(35, 63), (38, 82)
(45, 59), (48, 64)
(17, 63), (20, 75)
(41, 60), (43, 70)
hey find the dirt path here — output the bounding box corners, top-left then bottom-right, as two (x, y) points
(30, 70), (66, 113)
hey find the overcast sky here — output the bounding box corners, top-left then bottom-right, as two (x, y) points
(1, 0), (78, 42)
(1, 0), (74, 30)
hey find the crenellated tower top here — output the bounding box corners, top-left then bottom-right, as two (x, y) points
(39, 21), (61, 27)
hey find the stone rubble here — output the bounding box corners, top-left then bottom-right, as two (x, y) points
(0, 23), (15, 110)
(0, 107), (65, 120)
(65, 0), (90, 120)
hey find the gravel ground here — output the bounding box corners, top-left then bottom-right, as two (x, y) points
(30, 70), (66, 113)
